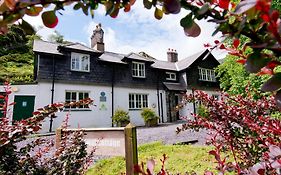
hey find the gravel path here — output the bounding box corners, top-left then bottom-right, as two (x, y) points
(137, 122), (208, 145)
(18, 122), (208, 149)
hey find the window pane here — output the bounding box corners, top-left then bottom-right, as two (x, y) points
(142, 95), (148, 108)
(81, 56), (89, 71)
(71, 92), (76, 101)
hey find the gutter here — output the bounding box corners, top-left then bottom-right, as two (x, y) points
(49, 55), (56, 132)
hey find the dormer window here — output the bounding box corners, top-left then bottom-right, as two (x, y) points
(166, 72), (176, 81)
(198, 67), (216, 82)
(132, 61), (145, 78)
(71, 52), (90, 72)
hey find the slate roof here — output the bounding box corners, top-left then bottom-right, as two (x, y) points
(163, 82), (186, 91)
(33, 40), (99, 55)
(124, 52), (155, 62)
(99, 52), (127, 64)
(33, 40), (62, 55)
(176, 50), (207, 71)
(33, 40), (214, 71)
(59, 43), (99, 52)
(151, 60), (177, 71)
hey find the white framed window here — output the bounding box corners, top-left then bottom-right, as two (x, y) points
(71, 52), (90, 72)
(65, 91), (90, 109)
(132, 62), (145, 78)
(166, 72), (177, 81)
(129, 94), (148, 109)
(198, 67), (216, 82)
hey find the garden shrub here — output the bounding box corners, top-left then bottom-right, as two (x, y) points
(0, 82), (95, 174)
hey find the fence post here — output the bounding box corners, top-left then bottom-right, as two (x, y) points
(124, 123), (138, 175)
(55, 128), (62, 148)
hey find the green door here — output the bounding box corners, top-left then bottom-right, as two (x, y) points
(13, 96), (35, 121)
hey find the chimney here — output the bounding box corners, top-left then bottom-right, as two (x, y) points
(91, 23), (104, 52)
(167, 48), (178, 62)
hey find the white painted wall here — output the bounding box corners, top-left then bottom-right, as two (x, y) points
(114, 87), (167, 126)
(1, 83), (169, 133)
(36, 82), (113, 132)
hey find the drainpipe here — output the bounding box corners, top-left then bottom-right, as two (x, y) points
(156, 70), (160, 122)
(49, 56), (56, 132)
(111, 64), (115, 127)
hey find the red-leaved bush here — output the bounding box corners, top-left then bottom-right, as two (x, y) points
(177, 90), (281, 174)
(0, 82), (95, 174)
(135, 90), (281, 175)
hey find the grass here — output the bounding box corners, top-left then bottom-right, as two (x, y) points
(87, 142), (217, 175)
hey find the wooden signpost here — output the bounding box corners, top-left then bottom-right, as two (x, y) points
(56, 123), (138, 175)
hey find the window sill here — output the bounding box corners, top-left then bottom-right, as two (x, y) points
(132, 76), (146, 78)
(129, 108), (143, 111)
(199, 79), (216, 82)
(63, 109), (92, 112)
(71, 69), (90, 73)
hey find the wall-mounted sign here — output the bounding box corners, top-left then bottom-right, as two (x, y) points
(99, 92), (107, 111)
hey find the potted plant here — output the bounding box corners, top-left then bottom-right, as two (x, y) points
(141, 108), (159, 127)
(112, 109), (130, 127)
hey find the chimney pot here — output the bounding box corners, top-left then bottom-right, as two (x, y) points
(167, 48), (178, 62)
(91, 23), (104, 52)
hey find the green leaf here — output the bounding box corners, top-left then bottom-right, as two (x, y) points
(184, 21), (201, 37)
(82, 5), (89, 16)
(154, 7), (163, 20)
(90, 9), (94, 18)
(180, 13), (193, 28)
(41, 10), (58, 28)
(261, 73), (281, 92)
(143, 0), (152, 9)
(19, 20), (35, 35)
(73, 2), (82, 10)
(234, 0), (256, 14)
(198, 3), (209, 15)
(245, 51), (270, 73)
(105, 1), (114, 16)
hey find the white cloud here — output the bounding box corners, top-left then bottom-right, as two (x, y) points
(83, 1), (224, 60)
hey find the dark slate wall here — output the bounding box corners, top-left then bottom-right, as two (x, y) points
(185, 53), (220, 89)
(113, 60), (163, 89)
(36, 51), (113, 85)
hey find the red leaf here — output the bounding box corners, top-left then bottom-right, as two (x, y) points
(33, 125), (41, 132)
(267, 61), (281, 69)
(214, 40), (220, 44)
(204, 43), (211, 47)
(236, 59), (246, 64)
(9, 102), (16, 106)
(219, 44), (226, 49)
(33, 111), (41, 115)
(271, 10), (280, 22)
(261, 14), (270, 22)
(0, 95), (4, 99)
(233, 39), (240, 49)
(258, 67), (273, 75)
(41, 11), (58, 28)
(218, 0), (230, 10)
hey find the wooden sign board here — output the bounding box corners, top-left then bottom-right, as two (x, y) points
(56, 124), (138, 175)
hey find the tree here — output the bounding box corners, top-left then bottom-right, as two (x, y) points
(0, 25), (39, 83)
(216, 55), (270, 99)
(48, 30), (67, 44)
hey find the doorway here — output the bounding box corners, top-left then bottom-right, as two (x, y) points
(13, 95), (35, 121)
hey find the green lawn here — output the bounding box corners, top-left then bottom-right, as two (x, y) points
(87, 142), (217, 175)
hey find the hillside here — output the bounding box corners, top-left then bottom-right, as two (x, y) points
(0, 25), (35, 83)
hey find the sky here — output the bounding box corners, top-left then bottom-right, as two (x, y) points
(24, 1), (227, 61)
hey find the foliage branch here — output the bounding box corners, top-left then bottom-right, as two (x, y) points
(0, 82), (95, 174)
(175, 90), (281, 174)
